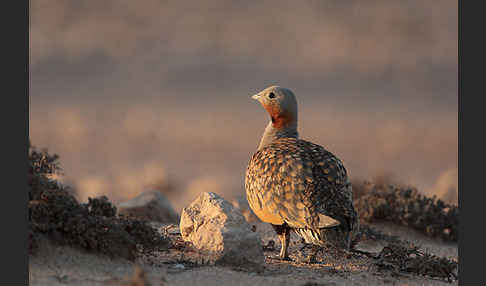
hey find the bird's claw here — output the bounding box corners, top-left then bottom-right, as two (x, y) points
(280, 256), (292, 261)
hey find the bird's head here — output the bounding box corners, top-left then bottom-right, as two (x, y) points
(251, 86), (298, 129)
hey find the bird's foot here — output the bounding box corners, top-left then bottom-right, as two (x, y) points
(280, 255), (292, 262)
(267, 254), (293, 262)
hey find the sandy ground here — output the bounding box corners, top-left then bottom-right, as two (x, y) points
(29, 222), (458, 286)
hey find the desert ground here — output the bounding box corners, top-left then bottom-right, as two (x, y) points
(29, 218), (457, 286)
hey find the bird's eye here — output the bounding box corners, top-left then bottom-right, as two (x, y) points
(268, 92), (275, 99)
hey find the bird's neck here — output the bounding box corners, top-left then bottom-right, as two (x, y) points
(258, 120), (298, 150)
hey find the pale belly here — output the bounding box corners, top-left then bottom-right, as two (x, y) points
(246, 190), (284, 225)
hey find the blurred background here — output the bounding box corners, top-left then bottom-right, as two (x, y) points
(29, 0), (458, 210)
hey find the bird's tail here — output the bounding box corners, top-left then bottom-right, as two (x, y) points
(293, 228), (326, 246)
(293, 226), (352, 250)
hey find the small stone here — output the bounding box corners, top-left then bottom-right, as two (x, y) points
(180, 192), (264, 270)
(173, 264), (185, 269)
(118, 191), (179, 223)
(353, 240), (386, 255)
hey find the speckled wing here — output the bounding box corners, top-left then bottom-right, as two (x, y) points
(245, 138), (357, 231)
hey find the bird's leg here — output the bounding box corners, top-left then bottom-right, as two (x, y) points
(272, 224), (291, 260)
(279, 228), (290, 259)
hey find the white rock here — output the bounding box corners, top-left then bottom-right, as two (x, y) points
(118, 191), (179, 223)
(180, 192), (264, 269)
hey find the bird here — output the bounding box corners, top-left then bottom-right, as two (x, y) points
(245, 86), (359, 260)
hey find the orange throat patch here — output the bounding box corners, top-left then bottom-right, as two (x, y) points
(263, 103), (294, 129)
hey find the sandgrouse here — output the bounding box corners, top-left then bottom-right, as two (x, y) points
(245, 86), (359, 260)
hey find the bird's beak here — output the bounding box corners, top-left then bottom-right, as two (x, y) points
(251, 93), (261, 101)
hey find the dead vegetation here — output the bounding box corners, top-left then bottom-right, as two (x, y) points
(28, 143), (170, 260)
(374, 242), (458, 282)
(294, 225), (458, 282)
(352, 225), (457, 281)
(352, 180), (458, 242)
(350, 181), (459, 281)
(352, 224), (400, 245)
